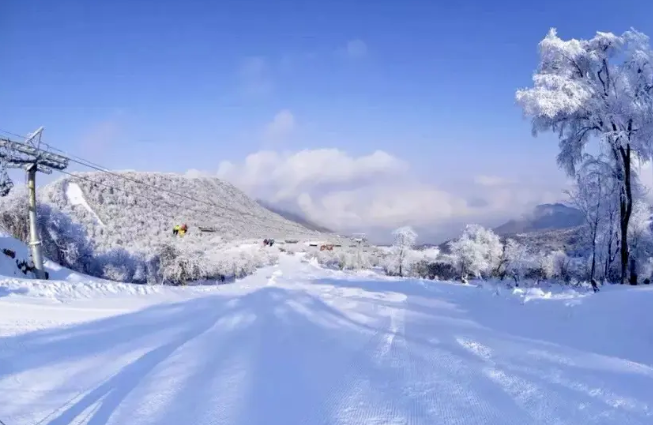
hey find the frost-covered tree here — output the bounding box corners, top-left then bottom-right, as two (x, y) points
(566, 158), (613, 281)
(504, 239), (534, 283)
(541, 250), (585, 283)
(517, 28), (653, 284)
(580, 156), (623, 281)
(390, 226), (417, 277)
(626, 199), (652, 282)
(157, 244), (205, 285)
(304, 246), (383, 271)
(0, 162), (14, 197)
(627, 199), (651, 253)
(449, 225), (503, 279)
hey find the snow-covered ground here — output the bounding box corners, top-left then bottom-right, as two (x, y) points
(1, 255), (652, 425)
(65, 182), (106, 227)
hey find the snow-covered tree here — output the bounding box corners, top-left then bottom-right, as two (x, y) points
(517, 28), (653, 284)
(627, 199), (651, 253)
(391, 226), (417, 277)
(0, 163), (14, 197)
(566, 158), (614, 281)
(449, 225), (503, 279)
(504, 239), (534, 283)
(627, 199), (652, 282)
(541, 250), (583, 283)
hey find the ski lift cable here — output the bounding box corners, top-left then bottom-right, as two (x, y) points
(0, 128), (309, 232)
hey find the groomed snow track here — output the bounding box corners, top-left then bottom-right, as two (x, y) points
(1, 256), (652, 425)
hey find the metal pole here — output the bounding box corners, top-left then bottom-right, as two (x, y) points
(27, 164), (45, 279)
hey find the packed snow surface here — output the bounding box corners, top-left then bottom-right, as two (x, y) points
(1, 256), (652, 425)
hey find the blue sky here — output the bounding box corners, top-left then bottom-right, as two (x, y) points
(2, 0), (653, 239)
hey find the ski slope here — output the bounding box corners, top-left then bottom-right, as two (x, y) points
(65, 182), (106, 227)
(1, 255), (652, 425)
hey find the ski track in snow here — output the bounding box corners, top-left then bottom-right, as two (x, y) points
(65, 182), (105, 227)
(1, 256), (653, 424)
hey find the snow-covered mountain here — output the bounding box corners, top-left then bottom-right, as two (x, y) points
(33, 171), (324, 251)
(0, 171), (332, 283)
(488, 203), (586, 255)
(435, 203), (585, 254)
(493, 203), (584, 236)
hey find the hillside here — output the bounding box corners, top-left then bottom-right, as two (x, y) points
(0, 171), (331, 283)
(32, 171), (323, 251)
(491, 203), (586, 255)
(508, 226), (586, 255)
(256, 199), (333, 233)
(493, 203), (584, 236)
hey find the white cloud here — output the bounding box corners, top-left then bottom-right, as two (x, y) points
(474, 175), (513, 187)
(265, 110), (295, 140)
(185, 168), (206, 179)
(344, 39), (368, 58)
(216, 149), (407, 201)
(208, 148), (565, 242)
(295, 184), (468, 230)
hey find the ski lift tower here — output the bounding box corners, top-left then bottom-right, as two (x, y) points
(0, 127), (69, 279)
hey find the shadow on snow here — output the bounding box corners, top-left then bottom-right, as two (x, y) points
(0, 277), (652, 424)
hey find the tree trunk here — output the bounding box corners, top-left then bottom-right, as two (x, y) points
(590, 245), (597, 282)
(618, 144), (633, 285)
(629, 257), (638, 285)
(604, 230), (612, 281)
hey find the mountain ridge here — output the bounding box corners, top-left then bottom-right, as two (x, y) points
(0, 171), (328, 255)
(255, 199), (333, 233)
(493, 203), (584, 236)
(432, 203), (585, 254)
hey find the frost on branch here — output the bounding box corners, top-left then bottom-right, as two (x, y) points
(516, 28), (653, 176)
(0, 162), (14, 197)
(517, 27), (653, 284)
(503, 239), (535, 282)
(448, 225), (502, 280)
(626, 199), (653, 280)
(389, 226), (417, 277)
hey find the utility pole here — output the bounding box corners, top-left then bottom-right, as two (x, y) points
(0, 128), (69, 279)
